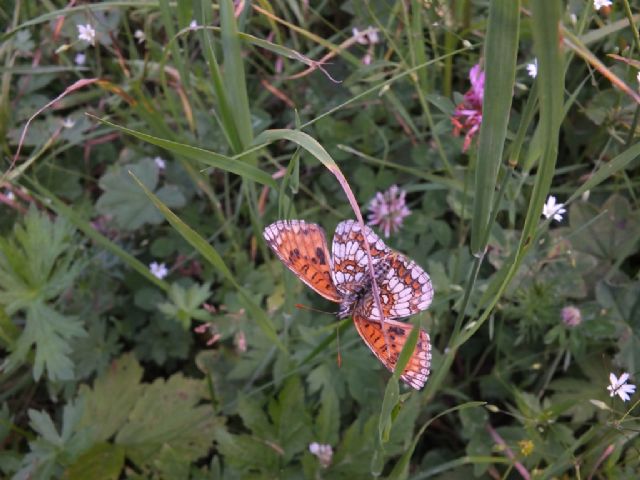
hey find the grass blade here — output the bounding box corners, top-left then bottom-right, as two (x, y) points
(128, 172), (287, 354)
(90, 116), (276, 188)
(470, 0), (520, 255)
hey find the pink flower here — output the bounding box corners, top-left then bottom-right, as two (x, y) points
(452, 64), (485, 152)
(561, 306), (582, 327)
(367, 185), (411, 238)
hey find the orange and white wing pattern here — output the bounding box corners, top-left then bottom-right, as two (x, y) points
(263, 220), (342, 303)
(331, 220), (391, 296)
(352, 313), (431, 390)
(355, 251), (433, 321)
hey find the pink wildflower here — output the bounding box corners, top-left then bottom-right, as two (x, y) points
(561, 306), (582, 327)
(452, 64), (485, 152)
(367, 184), (411, 238)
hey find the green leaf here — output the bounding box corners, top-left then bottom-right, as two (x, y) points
(114, 373), (218, 467)
(128, 172), (286, 354)
(237, 395), (275, 440)
(0, 207), (80, 310)
(78, 353), (145, 443)
(220, 0), (253, 149)
(96, 158), (186, 230)
(0, 208), (86, 381)
(66, 442), (125, 480)
(378, 378), (399, 444)
(8, 301), (86, 381)
(470, 0), (520, 254)
(268, 376), (312, 463)
(157, 282), (213, 329)
(17, 400), (90, 480)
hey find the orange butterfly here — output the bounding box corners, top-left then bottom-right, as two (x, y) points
(263, 219), (433, 389)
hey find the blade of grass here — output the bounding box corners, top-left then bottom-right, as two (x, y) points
(470, 0), (520, 255)
(220, 0), (253, 150)
(194, 2), (244, 153)
(158, 0), (189, 88)
(128, 172), (287, 354)
(388, 401), (487, 480)
(89, 115), (276, 188)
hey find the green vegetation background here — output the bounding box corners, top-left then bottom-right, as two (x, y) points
(1, 1), (639, 478)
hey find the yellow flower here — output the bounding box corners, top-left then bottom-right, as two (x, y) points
(518, 439), (534, 457)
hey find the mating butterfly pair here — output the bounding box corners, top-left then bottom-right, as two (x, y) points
(263, 219), (433, 390)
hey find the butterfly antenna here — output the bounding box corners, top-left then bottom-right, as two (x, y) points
(294, 303), (336, 316)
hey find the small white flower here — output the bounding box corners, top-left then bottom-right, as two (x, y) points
(75, 53), (86, 65)
(189, 20), (198, 30)
(526, 58), (538, 78)
(309, 442), (333, 468)
(570, 13), (578, 25)
(542, 195), (566, 222)
(134, 29), (146, 44)
(149, 261), (169, 279)
(637, 71), (640, 89)
(4, 191), (15, 201)
(153, 156), (166, 170)
(593, 0), (612, 10)
(62, 118), (75, 129)
(352, 26), (379, 45)
(77, 24), (96, 46)
(607, 372), (636, 402)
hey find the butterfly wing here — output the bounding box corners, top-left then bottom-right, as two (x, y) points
(352, 312), (431, 390)
(331, 220), (391, 296)
(263, 220), (342, 303)
(356, 251), (433, 321)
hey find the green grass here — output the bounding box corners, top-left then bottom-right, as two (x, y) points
(1, 1), (640, 478)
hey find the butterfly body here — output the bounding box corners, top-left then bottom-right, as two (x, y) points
(263, 219), (433, 390)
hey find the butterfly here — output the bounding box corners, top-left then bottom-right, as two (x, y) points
(263, 219), (433, 389)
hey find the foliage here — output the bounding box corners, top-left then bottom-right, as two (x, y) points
(1, 0), (640, 478)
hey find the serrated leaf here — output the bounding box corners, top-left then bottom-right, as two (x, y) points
(96, 157), (186, 230)
(157, 282), (212, 328)
(0, 207), (80, 309)
(237, 395), (275, 439)
(66, 442), (125, 480)
(213, 427), (280, 473)
(7, 301), (86, 381)
(152, 444), (190, 480)
(78, 353), (145, 442)
(268, 376), (312, 463)
(0, 208), (86, 381)
(114, 373), (217, 467)
(18, 400), (90, 480)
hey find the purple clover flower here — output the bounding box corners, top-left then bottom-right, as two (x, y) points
(367, 184), (411, 238)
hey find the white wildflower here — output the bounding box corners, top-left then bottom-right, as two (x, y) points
(75, 53), (86, 65)
(542, 195), (566, 222)
(309, 442), (333, 468)
(352, 26), (379, 45)
(607, 372), (636, 402)
(149, 261), (169, 279)
(77, 24), (96, 46)
(526, 58), (538, 78)
(61, 118), (75, 129)
(153, 156), (166, 170)
(189, 20), (198, 30)
(134, 29), (146, 44)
